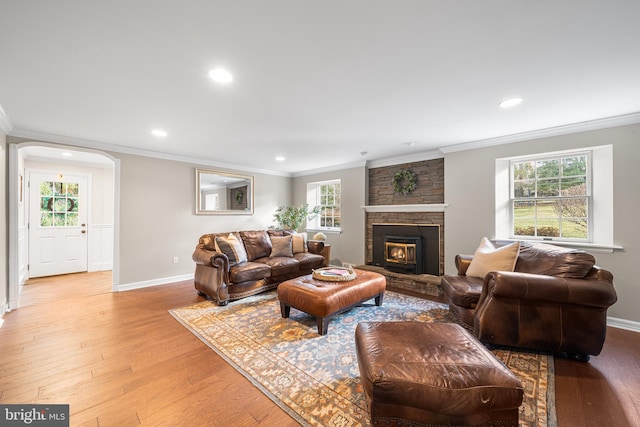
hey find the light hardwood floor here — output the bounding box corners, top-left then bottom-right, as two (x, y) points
(1, 272), (639, 426)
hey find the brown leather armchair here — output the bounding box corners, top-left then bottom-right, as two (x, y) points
(441, 242), (617, 361)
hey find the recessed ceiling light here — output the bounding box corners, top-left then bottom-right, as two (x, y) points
(61, 152), (73, 157)
(499, 97), (523, 109)
(209, 68), (233, 84)
(151, 129), (168, 137)
(275, 156), (286, 162)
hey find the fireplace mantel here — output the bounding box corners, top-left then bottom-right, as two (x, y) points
(362, 204), (448, 213)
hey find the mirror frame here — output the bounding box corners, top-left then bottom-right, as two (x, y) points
(195, 168), (254, 215)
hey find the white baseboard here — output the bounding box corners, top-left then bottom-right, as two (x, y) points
(607, 316), (640, 333)
(115, 273), (194, 292)
(19, 267), (28, 286)
(0, 299), (8, 327)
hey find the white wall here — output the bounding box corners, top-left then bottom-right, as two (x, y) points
(114, 152), (291, 285)
(444, 124), (640, 323)
(0, 132), (7, 319)
(17, 154), (25, 281)
(293, 166), (367, 266)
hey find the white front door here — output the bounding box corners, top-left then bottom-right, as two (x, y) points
(28, 172), (89, 278)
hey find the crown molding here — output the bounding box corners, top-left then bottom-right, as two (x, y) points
(292, 160), (368, 177)
(0, 103), (14, 135)
(439, 112), (640, 154)
(8, 128), (291, 177)
(367, 149), (444, 169)
(8, 111), (640, 176)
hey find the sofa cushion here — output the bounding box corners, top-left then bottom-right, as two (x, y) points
(441, 274), (484, 308)
(291, 233), (307, 254)
(515, 242), (595, 278)
(214, 233), (248, 265)
(293, 252), (325, 270)
(270, 235), (293, 257)
(268, 230), (307, 254)
(466, 238), (520, 278)
(254, 256), (299, 277)
(229, 261), (271, 283)
(240, 230), (272, 261)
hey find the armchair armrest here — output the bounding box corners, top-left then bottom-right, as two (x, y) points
(480, 271), (617, 309)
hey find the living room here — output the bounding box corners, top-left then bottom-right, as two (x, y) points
(1, 1), (640, 426)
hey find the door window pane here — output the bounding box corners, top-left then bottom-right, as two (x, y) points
(39, 180), (80, 227)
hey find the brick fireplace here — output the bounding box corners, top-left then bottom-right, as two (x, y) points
(364, 158), (445, 276)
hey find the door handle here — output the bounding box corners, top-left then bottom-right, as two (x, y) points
(81, 230), (87, 234)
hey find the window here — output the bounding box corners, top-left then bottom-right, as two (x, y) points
(511, 153), (590, 240)
(307, 179), (341, 231)
(496, 145), (614, 249)
(205, 193), (219, 211)
(39, 181), (79, 227)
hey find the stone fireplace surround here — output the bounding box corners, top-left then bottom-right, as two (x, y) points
(364, 158), (446, 277)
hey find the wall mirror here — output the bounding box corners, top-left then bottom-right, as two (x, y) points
(195, 168), (254, 215)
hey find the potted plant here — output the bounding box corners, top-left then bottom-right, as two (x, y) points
(272, 204), (321, 232)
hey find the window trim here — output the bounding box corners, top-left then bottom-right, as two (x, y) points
(306, 179), (342, 233)
(495, 145), (616, 252)
(509, 151), (592, 242)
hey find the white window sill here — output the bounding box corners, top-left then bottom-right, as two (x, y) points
(306, 228), (342, 235)
(494, 238), (623, 254)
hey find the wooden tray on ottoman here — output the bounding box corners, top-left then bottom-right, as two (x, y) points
(277, 269), (386, 335)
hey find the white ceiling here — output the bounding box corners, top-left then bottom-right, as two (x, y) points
(1, 1), (640, 174)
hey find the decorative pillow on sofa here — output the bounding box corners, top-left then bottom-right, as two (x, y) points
(466, 237), (520, 278)
(270, 235), (293, 257)
(215, 233), (248, 265)
(290, 233), (308, 254)
(239, 230), (272, 261)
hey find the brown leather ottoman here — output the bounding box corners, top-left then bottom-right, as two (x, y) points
(355, 322), (524, 426)
(277, 269), (386, 335)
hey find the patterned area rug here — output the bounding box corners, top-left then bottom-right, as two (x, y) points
(170, 290), (556, 427)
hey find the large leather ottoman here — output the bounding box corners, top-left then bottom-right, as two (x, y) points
(355, 322), (524, 426)
(277, 269), (386, 335)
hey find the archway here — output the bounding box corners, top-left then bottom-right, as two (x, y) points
(8, 142), (120, 310)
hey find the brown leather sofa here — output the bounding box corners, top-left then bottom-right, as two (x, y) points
(193, 230), (327, 305)
(441, 242), (617, 361)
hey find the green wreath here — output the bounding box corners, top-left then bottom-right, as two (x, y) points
(392, 169), (417, 195)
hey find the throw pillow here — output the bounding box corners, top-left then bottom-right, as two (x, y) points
(291, 233), (308, 254)
(215, 233), (248, 265)
(270, 235), (293, 257)
(466, 237), (520, 279)
(239, 230), (272, 261)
